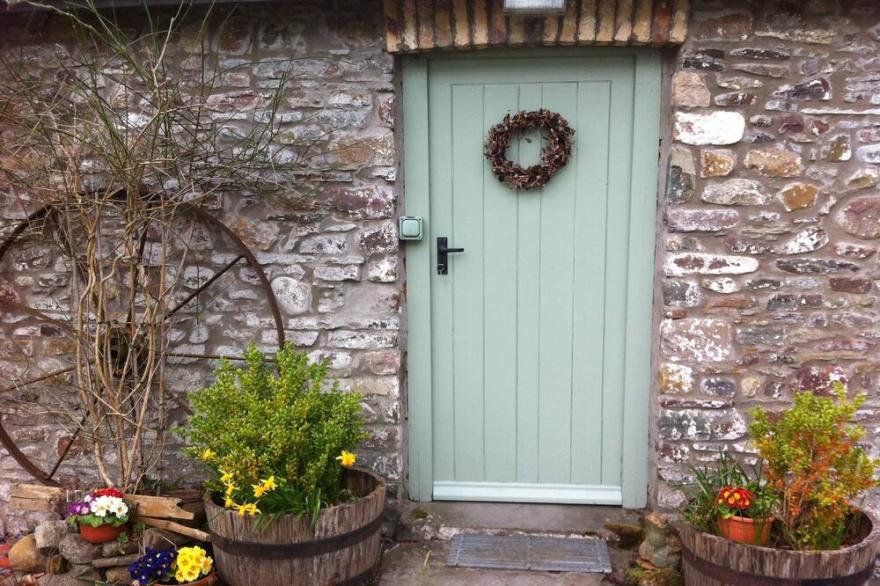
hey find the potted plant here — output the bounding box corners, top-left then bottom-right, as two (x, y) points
(183, 343), (385, 586)
(679, 383), (880, 585)
(716, 485), (775, 546)
(683, 452), (777, 546)
(128, 546), (216, 585)
(66, 488), (131, 544)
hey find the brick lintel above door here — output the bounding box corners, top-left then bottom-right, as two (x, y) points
(383, 0), (691, 53)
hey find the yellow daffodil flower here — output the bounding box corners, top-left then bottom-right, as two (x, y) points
(200, 448), (216, 462)
(224, 496), (235, 508)
(219, 469), (234, 484)
(336, 450), (357, 468)
(262, 476), (278, 491)
(253, 484), (267, 498)
(235, 502), (260, 517)
(225, 482), (237, 498)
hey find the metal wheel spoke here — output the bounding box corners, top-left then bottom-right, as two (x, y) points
(1, 302), (75, 333)
(47, 207), (89, 286)
(0, 206), (51, 259)
(0, 201), (286, 487)
(48, 416), (86, 480)
(166, 351), (257, 361)
(164, 254), (244, 319)
(183, 205), (285, 348)
(0, 366), (76, 395)
(0, 420), (60, 486)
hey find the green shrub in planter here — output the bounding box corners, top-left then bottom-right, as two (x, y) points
(184, 343), (365, 523)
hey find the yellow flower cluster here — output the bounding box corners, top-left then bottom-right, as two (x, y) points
(336, 450), (357, 468)
(174, 546), (212, 583)
(252, 475), (278, 498)
(220, 470), (278, 516)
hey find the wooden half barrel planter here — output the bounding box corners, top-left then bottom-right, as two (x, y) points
(206, 469), (385, 586)
(679, 509), (880, 586)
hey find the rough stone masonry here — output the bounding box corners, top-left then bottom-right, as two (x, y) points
(2, 0), (880, 538)
(657, 0), (880, 510)
(0, 0), (400, 536)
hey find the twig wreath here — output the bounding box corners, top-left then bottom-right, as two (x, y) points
(484, 109), (575, 191)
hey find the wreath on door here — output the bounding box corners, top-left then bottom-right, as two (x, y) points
(484, 109), (575, 191)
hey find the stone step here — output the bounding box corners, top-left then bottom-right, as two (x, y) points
(396, 501), (643, 543)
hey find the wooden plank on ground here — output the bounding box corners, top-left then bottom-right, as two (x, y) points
(138, 517), (210, 542)
(10, 484), (65, 513)
(12, 484), (200, 521)
(127, 494), (197, 521)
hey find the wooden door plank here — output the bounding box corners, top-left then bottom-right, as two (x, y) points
(451, 83), (487, 481)
(428, 66), (456, 485)
(537, 81), (578, 485)
(515, 83), (544, 485)
(482, 84), (520, 484)
(601, 63), (636, 488)
(570, 80), (612, 487)
(404, 57), (434, 501)
(621, 51), (661, 509)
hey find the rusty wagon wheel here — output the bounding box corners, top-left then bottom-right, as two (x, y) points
(0, 202), (285, 487)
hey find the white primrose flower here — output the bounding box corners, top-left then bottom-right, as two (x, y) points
(90, 495), (127, 518)
(111, 502), (128, 517)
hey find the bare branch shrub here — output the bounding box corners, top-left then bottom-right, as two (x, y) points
(0, 0), (337, 490)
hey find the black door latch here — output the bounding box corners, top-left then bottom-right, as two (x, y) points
(437, 237), (464, 275)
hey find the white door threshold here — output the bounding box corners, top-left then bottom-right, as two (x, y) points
(432, 481), (623, 505)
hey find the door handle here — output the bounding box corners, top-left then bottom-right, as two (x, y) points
(437, 237), (464, 275)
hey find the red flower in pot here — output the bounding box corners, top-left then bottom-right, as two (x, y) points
(716, 486), (774, 546)
(66, 488), (131, 544)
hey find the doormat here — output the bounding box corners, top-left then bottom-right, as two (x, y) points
(446, 533), (612, 573)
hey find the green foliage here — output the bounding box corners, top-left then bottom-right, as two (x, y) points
(682, 452), (775, 535)
(69, 513), (129, 528)
(184, 343), (365, 523)
(749, 383), (879, 550)
(625, 567), (684, 586)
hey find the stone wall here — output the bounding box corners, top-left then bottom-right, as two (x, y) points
(0, 0), (401, 536)
(657, 0), (880, 509)
(4, 0), (880, 534)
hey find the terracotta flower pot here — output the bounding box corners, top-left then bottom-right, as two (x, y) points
(718, 515), (773, 546)
(78, 523), (126, 544)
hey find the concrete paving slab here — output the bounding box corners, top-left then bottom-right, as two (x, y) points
(379, 540), (610, 585)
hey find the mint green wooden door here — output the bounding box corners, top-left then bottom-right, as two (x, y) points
(404, 51), (660, 507)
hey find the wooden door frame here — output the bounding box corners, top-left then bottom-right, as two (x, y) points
(402, 48), (661, 508)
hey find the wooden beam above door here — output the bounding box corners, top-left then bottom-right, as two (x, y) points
(383, 0), (690, 53)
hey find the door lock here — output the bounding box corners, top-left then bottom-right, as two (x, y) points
(437, 237), (464, 275)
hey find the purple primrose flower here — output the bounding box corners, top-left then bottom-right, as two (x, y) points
(67, 501), (91, 516)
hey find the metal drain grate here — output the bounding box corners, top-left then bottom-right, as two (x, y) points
(446, 534), (612, 573)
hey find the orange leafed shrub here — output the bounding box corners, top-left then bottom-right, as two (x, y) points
(749, 383), (879, 550)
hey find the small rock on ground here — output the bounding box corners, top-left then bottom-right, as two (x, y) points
(58, 534), (98, 565)
(9, 534), (46, 573)
(35, 521), (73, 554)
